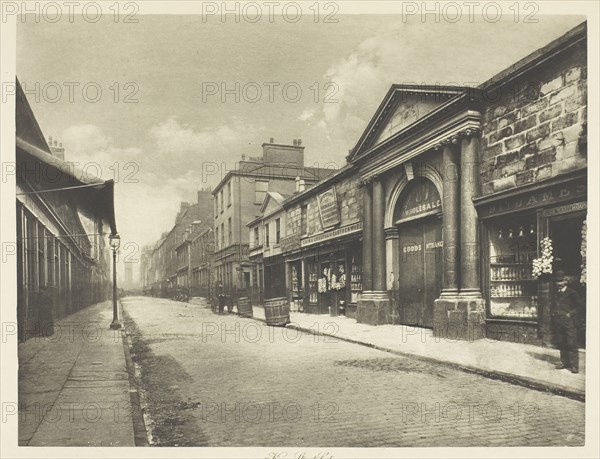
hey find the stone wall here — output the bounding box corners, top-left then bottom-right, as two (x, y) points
(480, 42), (587, 195)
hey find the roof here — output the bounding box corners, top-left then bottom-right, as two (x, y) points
(16, 79), (117, 235)
(480, 21), (586, 91)
(212, 160), (339, 194)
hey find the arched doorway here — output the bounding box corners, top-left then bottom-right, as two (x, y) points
(394, 178), (443, 328)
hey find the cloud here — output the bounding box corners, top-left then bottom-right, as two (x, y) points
(149, 117), (244, 156)
(298, 108), (315, 122)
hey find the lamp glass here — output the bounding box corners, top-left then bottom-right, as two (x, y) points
(109, 234), (121, 250)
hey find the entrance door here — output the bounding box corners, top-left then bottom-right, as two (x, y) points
(549, 213), (586, 349)
(398, 217), (442, 328)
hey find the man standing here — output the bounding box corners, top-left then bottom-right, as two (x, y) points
(553, 271), (581, 374)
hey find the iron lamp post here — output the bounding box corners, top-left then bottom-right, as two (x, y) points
(109, 233), (121, 330)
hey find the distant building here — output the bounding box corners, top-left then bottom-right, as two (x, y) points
(141, 188), (213, 297)
(211, 138), (338, 298)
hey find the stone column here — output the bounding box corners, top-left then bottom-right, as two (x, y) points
(433, 129), (485, 341)
(361, 180), (373, 292)
(357, 176), (390, 325)
(460, 131), (482, 297)
(372, 177), (386, 292)
(385, 227), (399, 291)
(441, 142), (460, 296)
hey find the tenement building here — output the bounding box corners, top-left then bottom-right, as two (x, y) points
(261, 22), (586, 346)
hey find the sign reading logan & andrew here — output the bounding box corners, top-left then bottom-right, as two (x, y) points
(317, 187), (340, 228)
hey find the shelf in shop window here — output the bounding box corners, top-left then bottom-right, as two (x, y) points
(490, 295), (533, 299)
(486, 316), (538, 324)
(490, 279), (536, 282)
(490, 262), (533, 266)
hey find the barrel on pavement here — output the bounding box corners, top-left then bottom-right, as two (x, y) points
(264, 297), (290, 327)
(237, 297), (253, 318)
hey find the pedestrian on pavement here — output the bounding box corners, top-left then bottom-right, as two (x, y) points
(552, 270), (581, 374)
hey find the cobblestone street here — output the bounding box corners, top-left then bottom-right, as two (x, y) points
(122, 296), (585, 447)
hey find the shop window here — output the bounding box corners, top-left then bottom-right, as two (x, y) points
(307, 260), (318, 304)
(350, 254), (363, 303)
(487, 214), (538, 319)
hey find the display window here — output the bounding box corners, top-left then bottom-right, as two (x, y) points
(487, 213), (538, 319)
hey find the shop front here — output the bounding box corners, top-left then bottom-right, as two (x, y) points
(283, 223), (363, 317)
(475, 170), (587, 345)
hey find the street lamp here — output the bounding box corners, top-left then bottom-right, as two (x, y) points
(109, 233), (121, 330)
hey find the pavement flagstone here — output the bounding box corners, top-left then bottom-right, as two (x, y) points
(18, 301), (137, 446)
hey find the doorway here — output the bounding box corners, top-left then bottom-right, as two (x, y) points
(549, 212), (586, 349)
(397, 216), (443, 328)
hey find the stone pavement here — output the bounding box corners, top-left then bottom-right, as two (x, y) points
(250, 305), (585, 401)
(18, 301), (138, 446)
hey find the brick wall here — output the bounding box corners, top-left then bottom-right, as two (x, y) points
(480, 43), (587, 195)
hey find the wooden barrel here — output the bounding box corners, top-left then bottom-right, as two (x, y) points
(237, 297), (253, 318)
(264, 297), (290, 327)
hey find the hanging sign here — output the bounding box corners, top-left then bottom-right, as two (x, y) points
(317, 187), (340, 228)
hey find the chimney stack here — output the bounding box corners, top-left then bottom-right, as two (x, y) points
(299, 179), (306, 192)
(270, 137), (274, 143)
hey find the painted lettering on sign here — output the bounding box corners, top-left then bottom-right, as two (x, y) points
(482, 182), (586, 217)
(403, 244), (422, 253)
(317, 187), (340, 228)
(397, 179), (442, 220)
(425, 240), (443, 250)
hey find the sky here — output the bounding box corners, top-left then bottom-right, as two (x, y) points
(16, 12), (586, 268)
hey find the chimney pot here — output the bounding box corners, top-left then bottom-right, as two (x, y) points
(242, 154), (246, 160)
(270, 137), (274, 143)
(298, 139), (302, 146)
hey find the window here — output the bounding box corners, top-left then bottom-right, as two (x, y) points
(215, 226), (219, 250)
(220, 190), (224, 213)
(221, 223), (225, 247)
(47, 236), (55, 286)
(275, 218), (281, 244)
(301, 205), (308, 235)
(214, 197), (218, 217)
(227, 181), (232, 206)
(228, 217), (232, 245)
(255, 180), (268, 204)
(487, 213), (538, 320)
(254, 227), (260, 247)
(265, 223), (270, 247)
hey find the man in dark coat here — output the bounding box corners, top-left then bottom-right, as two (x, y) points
(553, 271), (581, 373)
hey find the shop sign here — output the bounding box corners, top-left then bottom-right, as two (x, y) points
(480, 181), (586, 218)
(301, 222), (363, 247)
(280, 232), (301, 253)
(317, 187), (340, 228)
(398, 179), (441, 220)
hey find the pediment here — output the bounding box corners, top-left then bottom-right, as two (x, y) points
(349, 85), (472, 161)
